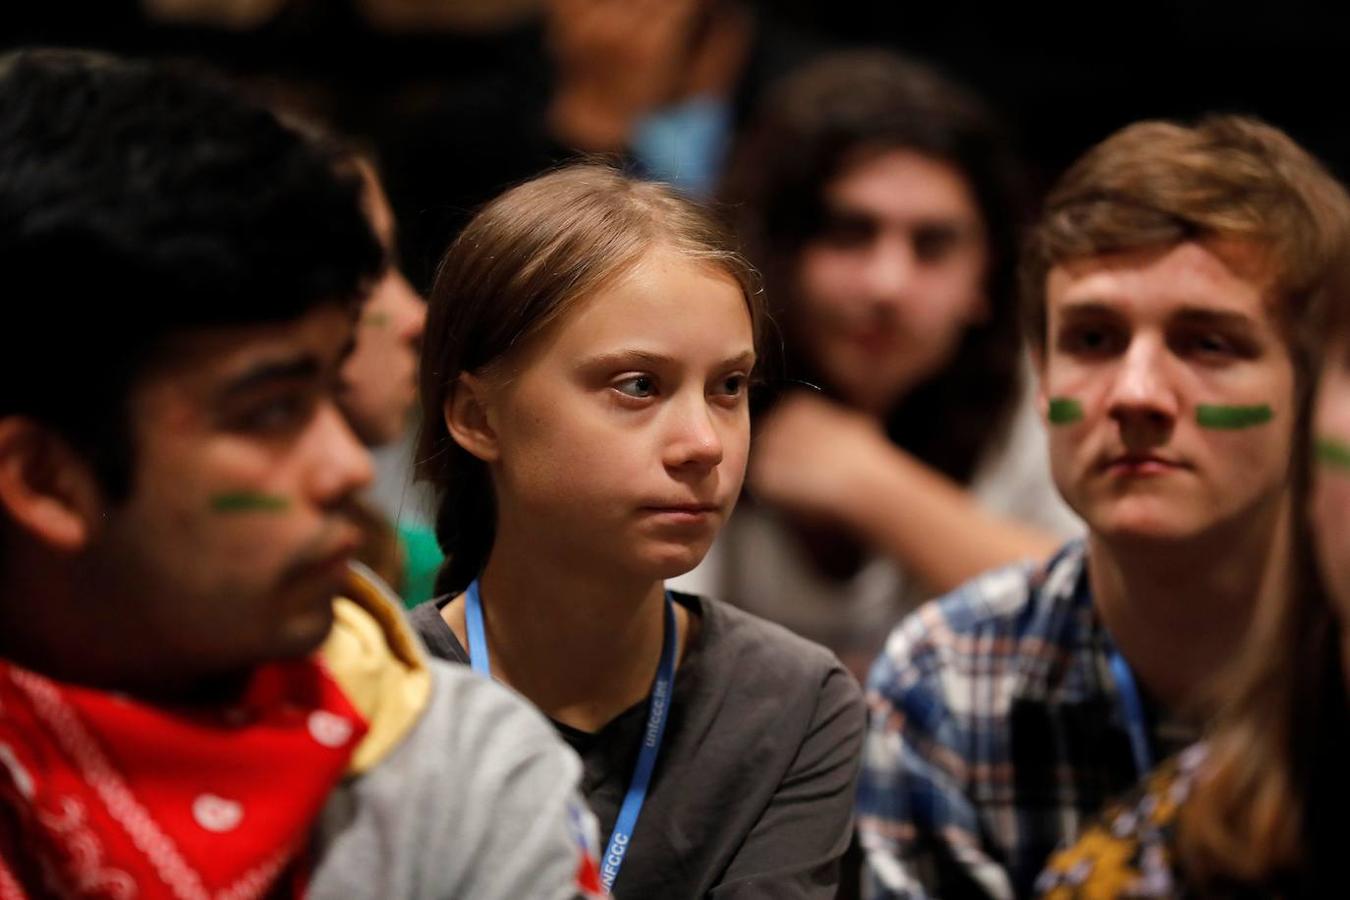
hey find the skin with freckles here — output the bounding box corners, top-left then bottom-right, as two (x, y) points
(1039, 239), (1294, 543)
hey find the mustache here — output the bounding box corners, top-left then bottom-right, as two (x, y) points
(279, 495), (370, 578)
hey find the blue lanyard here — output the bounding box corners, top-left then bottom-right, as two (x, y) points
(464, 579), (677, 893)
(1108, 648), (1153, 777)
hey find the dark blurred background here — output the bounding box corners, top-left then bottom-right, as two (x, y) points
(9, 0), (1346, 291)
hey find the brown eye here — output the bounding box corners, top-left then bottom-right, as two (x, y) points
(912, 225), (961, 263)
(1059, 323), (1122, 357)
(614, 375), (658, 399)
(716, 374), (747, 397)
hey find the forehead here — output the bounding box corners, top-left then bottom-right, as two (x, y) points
(529, 249), (752, 359)
(824, 148), (980, 223)
(356, 161), (395, 249)
(134, 305), (355, 411)
(1046, 240), (1278, 326)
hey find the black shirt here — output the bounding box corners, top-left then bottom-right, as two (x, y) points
(409, 591), (864, 898)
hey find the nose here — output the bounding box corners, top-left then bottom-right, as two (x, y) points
(307, 400), (375, 507)
(663, 396), (724, 474)
(391, 272), (426, 345)
(859, 235), (916, 311)
(1107, 337), (1179, 450)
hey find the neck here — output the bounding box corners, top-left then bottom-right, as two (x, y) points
(1089, 494), (1291, 716)
(448, 537), (682, 733)
(0, 558), (249, 706)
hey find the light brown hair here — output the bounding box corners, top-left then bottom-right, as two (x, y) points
(416, 163), (763, 595)
(1178, 255), (1350, 889)
(1022, 115), (1350, 379)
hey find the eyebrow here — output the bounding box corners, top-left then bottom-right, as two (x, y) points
(822, 199), (980, 228)
(1169, 308), (1259, 331)
(1056, 301), (1259, 330)
(218, 355), (322, 401)
(578, 348), (757, 372)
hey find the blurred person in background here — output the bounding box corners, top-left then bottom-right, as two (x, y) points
(379, 0), (823, 287)
(670, 51), (1079, 678)
(336, 154), (443, 607)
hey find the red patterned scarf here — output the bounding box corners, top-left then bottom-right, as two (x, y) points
(0, 657), (367, 899)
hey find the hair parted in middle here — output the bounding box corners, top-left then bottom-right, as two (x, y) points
(721, 49), (1030, 486)
(416, 162), (763, 596)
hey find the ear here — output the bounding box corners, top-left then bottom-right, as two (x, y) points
(444, 373), (500, 463)
(0, 418), (106, 552)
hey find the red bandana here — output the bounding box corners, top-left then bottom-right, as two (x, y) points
(0, 657), (367, 899)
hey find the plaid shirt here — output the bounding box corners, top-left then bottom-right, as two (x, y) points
(857, 540), (1194, 899)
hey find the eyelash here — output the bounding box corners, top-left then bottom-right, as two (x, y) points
(236, 392), (315, 433)
(613, 375), (657, 399)
(1176, 332), (1241, 359)
(1058, 324), (1122, 357)
(609, 373), (750, 404)
(1057, 325), (1255, 363)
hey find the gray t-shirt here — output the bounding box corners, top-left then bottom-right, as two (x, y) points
(409, 592), (865, 899)
(309, 660), (598, 899)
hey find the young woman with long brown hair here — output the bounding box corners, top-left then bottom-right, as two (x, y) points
(407, 163), (864, 898)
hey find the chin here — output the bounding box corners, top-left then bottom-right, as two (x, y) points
(274, 599), (337, 660)
(1091, 504), (1211, 546)
(634, 543), (711, 581)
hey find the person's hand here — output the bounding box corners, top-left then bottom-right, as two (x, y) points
(747, 392), (895, 525)
(545, 0), (706, 151)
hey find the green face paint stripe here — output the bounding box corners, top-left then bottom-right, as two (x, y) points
(363, 312), (391, 328)
(210, 492), (291, 512)
(1315, 437), (1350, 472)
(1195, 404), (1273, 429)
(1047, 397), (1083, 424)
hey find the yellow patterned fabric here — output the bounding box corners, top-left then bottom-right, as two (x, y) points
(1036, 745), (1210, 899)
(321, 563), (434, 774)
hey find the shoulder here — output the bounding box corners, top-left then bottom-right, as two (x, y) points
(406, 597), (469, 665)
(342, 660), (581, 812)
(314, 661), (594, 899)
(1036, 744), (1207, 898)
(415, 659), (576, 773)
(867, 539), (1089, 701)
(677, 591), (864, 732)
(685, 592), (857, 688)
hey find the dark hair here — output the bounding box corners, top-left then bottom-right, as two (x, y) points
(721, 50), (1028, 482)
(418, 163), (763, 596)
(0, 48), (384, 500)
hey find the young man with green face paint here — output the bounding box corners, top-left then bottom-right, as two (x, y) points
(858, 115), (1350, 900)
(0, 51), (602, 898)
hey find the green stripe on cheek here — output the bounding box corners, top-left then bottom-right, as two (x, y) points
(1047, 397), (1083, 425)
(1316, 437), (1350, 472)
(210, 492), (291, 512)
(1195, 404), (1273, 430)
